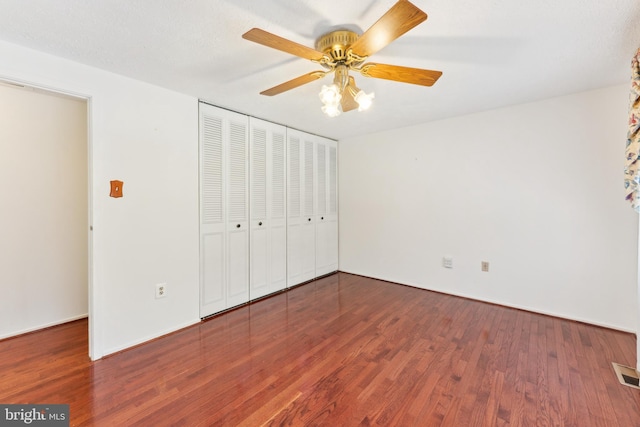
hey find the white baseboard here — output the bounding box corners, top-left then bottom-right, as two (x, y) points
(100, 318), (201, 359)
(339, 269), (636, 335)
(0, 313), (89, 341)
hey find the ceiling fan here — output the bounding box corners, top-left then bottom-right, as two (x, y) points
(242, 0), (442, 117)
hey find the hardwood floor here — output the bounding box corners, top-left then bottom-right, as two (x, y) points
(1, 272), (638, 426)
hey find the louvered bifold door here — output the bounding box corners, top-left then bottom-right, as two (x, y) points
(199, 103), (249, 318)
(268, 124), (288, 293)
(315, 138), (330, 276)
(199, 105), (226, 317)
(249, 121), (269, 299)
(300, 135), (316, 283)
(286, 129), (304, 287)
(316, 137), (339, 276)
(226, 115), (250, 308)
(249, 118), (287, 299)
(327, 140), (339, 271)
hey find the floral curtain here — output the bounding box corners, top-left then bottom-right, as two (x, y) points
(624, 48), (640, 211)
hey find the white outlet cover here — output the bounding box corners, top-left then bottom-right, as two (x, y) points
(155, 283), (166, 299)
(443, 257), (453, 268)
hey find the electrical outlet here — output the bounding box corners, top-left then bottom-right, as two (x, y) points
(155, 283), (167, 299)
(442, 256), (453, 269)
(481, 261), (489, 272)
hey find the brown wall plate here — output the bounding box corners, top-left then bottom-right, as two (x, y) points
(110, 180), (123, 198)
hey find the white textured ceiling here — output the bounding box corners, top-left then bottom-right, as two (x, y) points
(0, 0), (639, 140)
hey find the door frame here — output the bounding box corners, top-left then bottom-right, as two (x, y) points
(0, 76), (95, 360)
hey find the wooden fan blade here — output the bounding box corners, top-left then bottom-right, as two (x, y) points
(349, 0), (427, 58)
(359, 63), (442, 86)
(242, 28), (327, 61)
(341, 77), (360, 112)
(260, 71), (327, 96)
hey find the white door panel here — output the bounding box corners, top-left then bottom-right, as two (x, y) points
(228, 227), (249, 306)
(250, 223), (269, 299)
(201, 232), (225, 313)
(270, 224), (287, 292)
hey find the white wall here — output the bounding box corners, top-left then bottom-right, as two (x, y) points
(339, 85), (638, 332)
(1, 37), (635, 359)
(0, 84), (88, 338)
(0, 40), (200, 359)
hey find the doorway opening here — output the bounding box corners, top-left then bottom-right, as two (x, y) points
(0, 79), (93, 359)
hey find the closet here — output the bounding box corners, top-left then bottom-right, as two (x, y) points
(199, 103), (338, 318)
(286, 129), (338, 287)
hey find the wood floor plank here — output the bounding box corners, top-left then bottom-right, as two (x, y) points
(0, 272), (638, 426)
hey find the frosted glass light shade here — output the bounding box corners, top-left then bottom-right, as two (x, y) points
(319, 84), (341, 105)
(355, 90), (375, 111)
(321, 103), (342, 117)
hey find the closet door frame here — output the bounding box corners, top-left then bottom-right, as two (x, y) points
(200, 103), (337, 316)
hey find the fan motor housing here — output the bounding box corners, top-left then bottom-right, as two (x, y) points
(315, 30), (359, 61)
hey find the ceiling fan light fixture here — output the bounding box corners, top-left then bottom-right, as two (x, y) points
(243, 1), (442, 115)
(355, 90), (375, 111)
